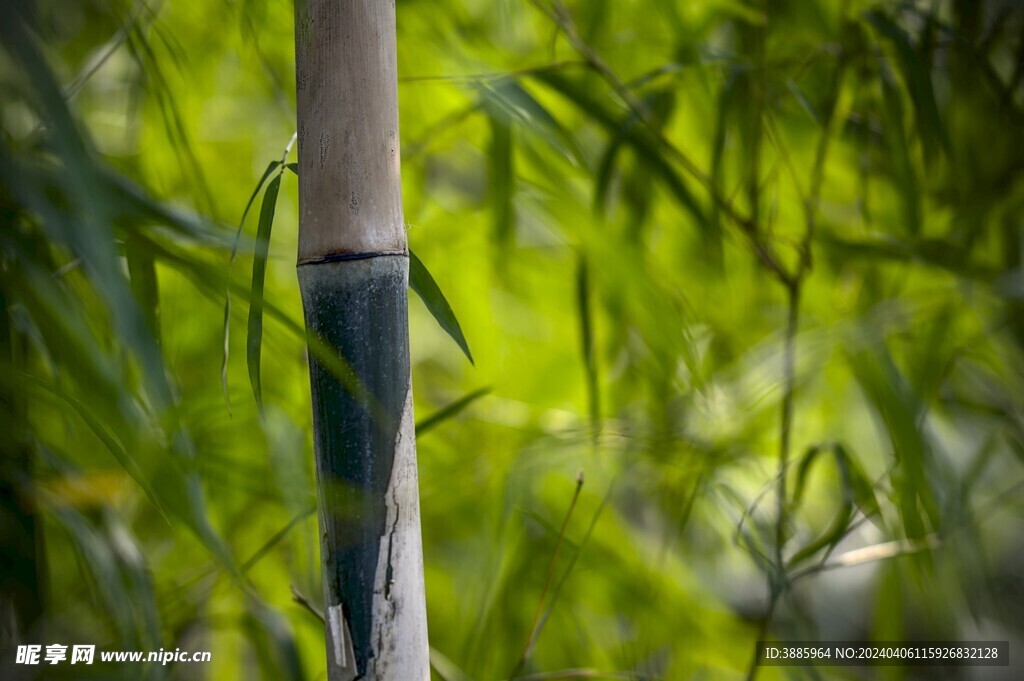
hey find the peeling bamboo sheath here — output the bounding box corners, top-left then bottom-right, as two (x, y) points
(294, 1), (429, 679)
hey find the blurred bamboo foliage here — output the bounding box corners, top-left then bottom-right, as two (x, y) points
(1, 0), (1023, 679)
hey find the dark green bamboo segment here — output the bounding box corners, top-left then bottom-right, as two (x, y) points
(0, 288), (44, 651)
(298, 256), (409, 679)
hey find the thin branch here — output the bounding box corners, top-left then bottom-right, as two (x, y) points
(789, 536), (941, 583)
(510, 471), (585, 679)
(400, 60), (585, 83)
(290, 584), (325, 623)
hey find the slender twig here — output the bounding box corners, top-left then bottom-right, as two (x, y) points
(290, 584), (325, 623)
(400, 60), (585, 83)
(510, 471), (585, 679)
(789, 536), (942, 583)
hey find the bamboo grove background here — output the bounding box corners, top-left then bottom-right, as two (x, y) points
(2, 0), (1023, 679)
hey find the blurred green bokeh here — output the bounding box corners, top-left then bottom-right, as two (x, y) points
(2, 0), (1023, 679)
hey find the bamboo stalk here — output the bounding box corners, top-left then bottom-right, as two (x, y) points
(294, 1), (429, 678)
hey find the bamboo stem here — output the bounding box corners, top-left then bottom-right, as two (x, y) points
(294, 1), (429, 678)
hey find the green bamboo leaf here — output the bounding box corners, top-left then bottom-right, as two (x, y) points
(534, 71), (709, 234)
(27, 377), (167, 522)
(285, 162), (299, 176)
(576, 254), (600, 439)
(52, 508), (139, 647)
(477, 79), (583, 166)
(834, 443), (882, 520)
(519, 508), (581, 553)
(879, 66), (922, 236)
(592, 133), (623, 218)
(409, 249), (474, 365)
(487, 114), (515, 249)
(429, 648), (473, 681)
(788, 504), (854, 568)
(232, 160), (281, 263)
(247, 173), (282, 414)
(788, 442), (882, 567)
(789, 444), (852, 568)
(246, 602), (306, 681)
(847, 345), (940, 541)
(785, 77), (822, 127)
(224, 160), (281, 410)
(792, 444), (827, 508)
(416, 387), (490, 436)
(125, 233), (160, 340)
(866, 10), (951, 160)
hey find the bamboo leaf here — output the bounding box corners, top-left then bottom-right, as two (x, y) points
(232, 160), (281, 263)
(834, 444), (882, 521)
(409, 249), (474, 364)
(847, 345), (940, 541)
(488, 114), (515, 249)
(28, 377), (167, 522)
(246, 602), (306, 681)
(576, 254), (600, 439)
(592, 133), (623, 218)
(416, 387), (490, 435)
(125, 233), (160, 340)
(224, 160), (281, 410)
(533, 71), (709, 235)
(879, 66), (922, 236)
(866, 10), (951, 160)
(478, 79), (583, 166)
(247, 173), (282, 414)
(788, 442), (882, 567)
(788, 504), (854, 568)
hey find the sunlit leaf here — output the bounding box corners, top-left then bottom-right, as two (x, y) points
(409, 249), (473, 365)
(416, 387), (490, 436)
(247, 173), (282, 414)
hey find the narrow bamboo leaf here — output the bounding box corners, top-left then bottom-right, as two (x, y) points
(576, 255), (600, 440)
(429, 648), (473, 681)
(622, 90), (676, 233)
(247, 173), (282, 414)
(519, 508), (581, 552)
(834, 443), (882, 520)
(792, 444), (826, 507)
(788, 442), (881, 567)
(478, 79), (583, 166)
(246, 602), (306, 681)
(416, 387), (490, 435)
(1, 16), (172, 414)
(52, 508), (138, 647)
(847, 346), (940, 540)
(707, 71), (740, 265)
(487, 114), (515, 249)
(785, 77), (822, 126)
(817, 232), (996, 280)
(232, 160), (280, 262)
(409, 249), (474, 364)
(592, 134), (623, 218)
(788, 504), (854, 567)
(285, 162), (299, 176)
(28, 377), (167, 522)
(866, 10), (951, 159)
(533, 72), (710, 235)
(125, 233), (160, 340)
(223, 160), (280, 410)
(793, 442), (881, 521)
(879, 68), (922, 236)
